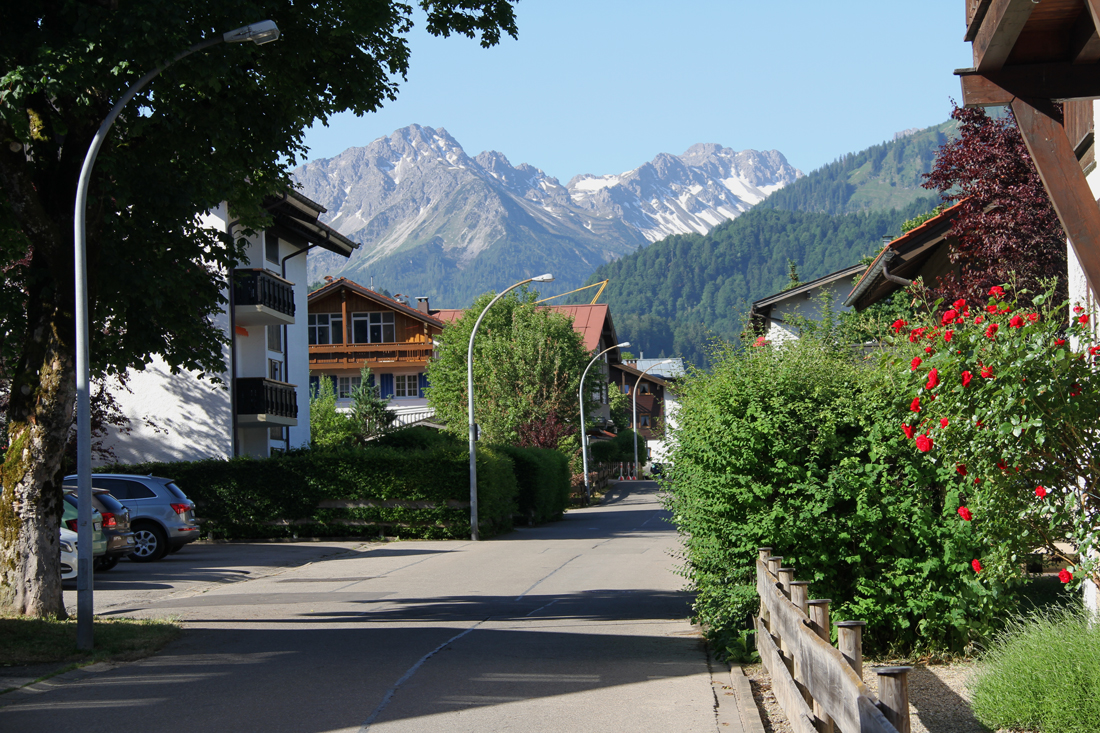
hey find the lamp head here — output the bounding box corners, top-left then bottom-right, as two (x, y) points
(617, 341), (631, 348)
(530, 273), (554, 283)
(224, 20), (280, 45)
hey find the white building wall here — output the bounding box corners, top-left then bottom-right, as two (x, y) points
(286, 250), (311, 449)
(763, 278), (853, 344)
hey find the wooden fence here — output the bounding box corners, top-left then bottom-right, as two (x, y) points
(755, 547), (911, 733)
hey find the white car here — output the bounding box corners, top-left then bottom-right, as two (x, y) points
(60, 527), (78, 580)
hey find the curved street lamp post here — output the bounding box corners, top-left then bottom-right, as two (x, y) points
(578, 341), (629, 504)
(73, 21), (281, 649)
(467, 274), (554, 541)
(632, 360), (675, 480)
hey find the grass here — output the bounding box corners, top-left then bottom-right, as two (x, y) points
(970, 604), (1100, 733)
(0, 614), (181, 683)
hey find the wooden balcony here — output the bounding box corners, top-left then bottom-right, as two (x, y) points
(234, 269), (295, 326)
(309, 342), (434, 367)
(236, 377), (298, 427)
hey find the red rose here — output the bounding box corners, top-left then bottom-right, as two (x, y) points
(997, 461), (1008, 470)
(940, 417), (949, 428)
(1090, 345), (1100, 356)
(1070, 383), (1082, 397)
(975, 316), (984, 324)
(910, 356), (922, 371)
(941, 309), (958, 325)
(944, 330), (953, 343)
(1080, 314), (1090, 325)
(1000, 306), (1011, 314)
(953, 299), (966, 309)
(956, 464), (967, 476)
(972, 559), (983, 573)
(926, 368), (940, 390)
(1055, 338), (1066, 346)
(1035, 486), (1047, 498)
(981, 366), (993, 379)
(985, 305), (999, 314)
(910, 396), (921, 412)
(925, 346), (933, 354)
(891, 319), (908, 334)
(958, 506), (972, 521)
(989, 286), (1004, 298)
(902, 423), (915, 439)
(1059, 569), (1073, 583)
(1009, 315), (1024, 329)
(985, 323), (999, 338)
(1027, 313), (1039, 323)
(908, 327), (926, 343)
(915, 434), (933, 452)
(1074, 305), (1085, 315)
(961, 370), (972, 386)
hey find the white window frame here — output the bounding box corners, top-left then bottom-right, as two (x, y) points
(351, 311), (396, 344)
(394, 374), (417, 398)
(338, 375), (362, 399)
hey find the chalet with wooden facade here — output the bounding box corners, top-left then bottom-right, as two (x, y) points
(612, 357), (685, 466)
(307, 278), (444, 424)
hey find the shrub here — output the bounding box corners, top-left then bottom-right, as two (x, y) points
(970, 606), (1100, 733)
(99, 443), (517, 540)
(497, 445), (570, 523)
(666, 329), (1007, 656)
(373, 426), (458, 451)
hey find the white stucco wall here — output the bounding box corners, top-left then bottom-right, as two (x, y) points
(762, 278), (853, 344)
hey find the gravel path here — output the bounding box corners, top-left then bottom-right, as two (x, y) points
(743, 660), (991, 733)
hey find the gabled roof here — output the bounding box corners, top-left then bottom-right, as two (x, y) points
(843, 200), (966, 310)
(265, 191), (358, 257)
(751, 264), (868, 311)
(626, 358), (685, 379)
(613, 362), (670, 388)
(308, 277), (445, 328)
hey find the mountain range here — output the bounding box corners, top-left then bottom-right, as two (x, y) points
(292, 125), (802, 304)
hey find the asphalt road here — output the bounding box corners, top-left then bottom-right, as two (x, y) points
(1, 481), (744, 732)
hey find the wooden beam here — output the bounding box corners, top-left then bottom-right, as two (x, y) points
(958, 64), (1100, 107)
(1070, 7), (1100, 64)
(1012, 96), (1100, 297)
(972, 0), (1036, 72)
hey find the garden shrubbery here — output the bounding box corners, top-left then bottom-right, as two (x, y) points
(99, 430), (570, 540)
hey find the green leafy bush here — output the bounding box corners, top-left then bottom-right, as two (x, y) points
(970, 606), (1100, 733)
(99, 443), (517, 540)
(497, 445), (570, 524)
(666, 329), (1007, 656)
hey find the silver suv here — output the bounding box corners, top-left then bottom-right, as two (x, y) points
(65, 474), (200, 562)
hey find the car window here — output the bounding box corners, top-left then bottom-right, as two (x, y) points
(94, 492), (126, 514)
(63, 495), (78, 522)
(93, 478), (156, 500)
(165, 482), (188, 501)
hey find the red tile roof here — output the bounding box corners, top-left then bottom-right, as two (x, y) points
(430, 303), (612, 353)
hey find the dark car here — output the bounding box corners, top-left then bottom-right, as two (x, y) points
(64, 473), (200, 562)
(65, 484), (137, 571)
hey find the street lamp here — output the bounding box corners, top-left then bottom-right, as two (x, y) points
(578, 341), (630, 504)
(72, 21), (281, 650)
(467, 274), (554, 540)
(632, 359), (675, 480)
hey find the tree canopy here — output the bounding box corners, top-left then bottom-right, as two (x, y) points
(0, 0), (518, 617)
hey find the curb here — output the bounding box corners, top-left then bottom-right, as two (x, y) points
(731, 664), (767, 733)
(0, 661), (119, 709)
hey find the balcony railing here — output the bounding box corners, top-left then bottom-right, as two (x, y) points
(309, 342), (434, 366)
(234, 269), (295, 325)
(236, 377), (298, 426)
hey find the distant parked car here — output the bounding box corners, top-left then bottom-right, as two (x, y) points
(62, 485), (136, 571)
(65, 474), (200, 561)
(59, 527), (78, 581)
(61, 494), (107, 559)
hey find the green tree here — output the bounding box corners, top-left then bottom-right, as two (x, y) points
(0, 0), (518, 617)
(426, 288), (596, 450)
(608, 381), (631, 432)
(309, 377), (355, 449)
(349, 367), (396, 443)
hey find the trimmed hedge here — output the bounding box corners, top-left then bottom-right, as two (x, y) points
(497, 446), (570, 523)
(99, 443), (517, 540)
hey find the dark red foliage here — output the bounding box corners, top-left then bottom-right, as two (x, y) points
(515, 408), (576, 450)
(922, 106), (1066, 305)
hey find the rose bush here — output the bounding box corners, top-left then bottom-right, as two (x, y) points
(891, 283), (1100, 588)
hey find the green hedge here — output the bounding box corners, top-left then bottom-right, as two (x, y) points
(497, 446), (570, 523)
(99, 443), (517, 540)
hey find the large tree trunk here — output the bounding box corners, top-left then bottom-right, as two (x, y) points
(0, 290), (75, 617)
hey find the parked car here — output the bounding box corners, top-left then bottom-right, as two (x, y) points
(62, 484), (136, 571)
(59, 527), (78, 581)
(64, 474), (200, 561)
(61, 494), (108, 559)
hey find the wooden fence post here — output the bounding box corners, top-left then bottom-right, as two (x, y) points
(836, 620), (866, 678)
(767, 556), (783, 577)
(758, 548), (773, 628)
(876, 667), (912, 733)
(789, 580), (810, 613)
(806, 600), (834, 733)
(777, 567), (795, 598)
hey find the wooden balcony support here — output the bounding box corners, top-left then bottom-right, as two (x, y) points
(308, 342), (434, 367)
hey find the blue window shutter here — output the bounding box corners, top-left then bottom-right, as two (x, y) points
(418, 372), (429, 397)
(368, 373), (376, 388)
(380, 373), (394, 399)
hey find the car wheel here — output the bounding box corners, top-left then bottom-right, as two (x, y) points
(129, 523), (168, 562)
(94, 555), (119, 572)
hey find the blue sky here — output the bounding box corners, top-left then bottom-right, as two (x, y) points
(300, 1), (973, 182)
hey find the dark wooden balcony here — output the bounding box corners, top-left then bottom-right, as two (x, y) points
(234, 269), (295, 326)
(236, 377), (298, 427)
(309, 342), (434, 367)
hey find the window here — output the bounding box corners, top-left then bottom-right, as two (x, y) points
(265, 235), (279, 264)
(338, 375), (362, 399)
(351, 311), (396, 343)
(640, 415), (650, 427)
(622, 383), (631, 395)
(92, 478), (155, 500)
(394, 374), (417, 397)
(269, 359), (284, 382)
(267, 325), (282, 353)
(308, 314), (343, 345)
(269, 426), (284, 440)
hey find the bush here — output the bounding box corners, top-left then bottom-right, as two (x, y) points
(497, 445), (570, 523)
(373, 426), (459, 451)
(970, 606), (1100, 733)
(99, 443), (517, 540)
(666, 330), (1008, 656)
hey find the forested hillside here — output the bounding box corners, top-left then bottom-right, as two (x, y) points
(573, 121), (953, 367)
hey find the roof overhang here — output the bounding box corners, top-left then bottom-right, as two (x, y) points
(308, 278), (445, 328)
(265, 192), (358, 257)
